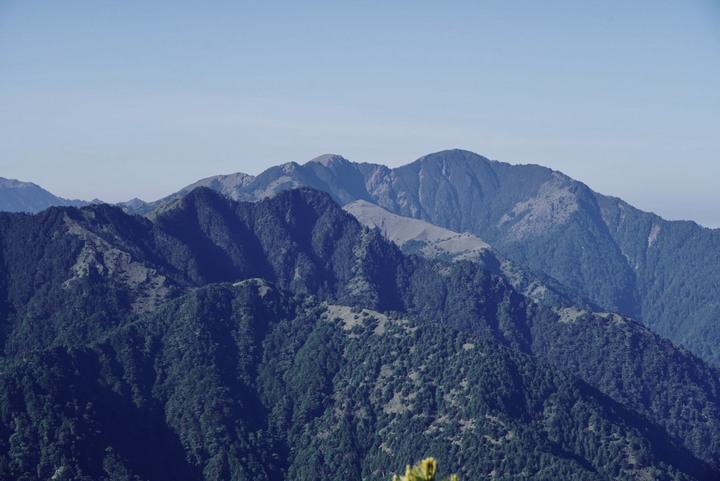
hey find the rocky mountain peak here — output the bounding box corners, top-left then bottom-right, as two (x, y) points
(413, 149), (494, 170)
(306, 153), (350, 168)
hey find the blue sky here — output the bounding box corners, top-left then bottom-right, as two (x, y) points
(1, 1), (719, 226)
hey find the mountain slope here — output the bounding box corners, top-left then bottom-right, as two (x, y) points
(0, 281), (714, 481)
(596, 195), (720, 363)
(344, 199), (492, 262)
(342, 199), (720, 466)
(343, 199), (592, 309)
(167, 150), (720, 366)
(0, 177), (87, 213)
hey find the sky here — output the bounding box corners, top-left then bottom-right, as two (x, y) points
(1, 1), (719, 226)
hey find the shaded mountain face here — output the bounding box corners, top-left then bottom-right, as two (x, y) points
(0, 177), (88, 213)
(163, 150), (720, 367)
(1, 187), (720, 480)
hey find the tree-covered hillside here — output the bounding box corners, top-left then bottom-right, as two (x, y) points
(0, 282), (714, 480)
(1, 187), (719, 479)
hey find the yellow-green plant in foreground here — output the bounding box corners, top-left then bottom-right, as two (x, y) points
(392, 457), (458, 481)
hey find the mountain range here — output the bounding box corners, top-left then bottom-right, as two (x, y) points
(0, 184), (719, 479)
(2, 151), (720, 479)
(109, 149), (719, 368)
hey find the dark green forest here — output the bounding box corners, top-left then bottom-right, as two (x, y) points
(0, 187), (719, 480)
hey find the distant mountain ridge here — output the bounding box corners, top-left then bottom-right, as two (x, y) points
(0, 176), (88, 212)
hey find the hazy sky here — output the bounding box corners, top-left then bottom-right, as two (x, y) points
(1, 1), (719, 226)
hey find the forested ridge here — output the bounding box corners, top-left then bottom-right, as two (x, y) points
(139, 150), (720, 367)
(0, 187), (718, 480)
